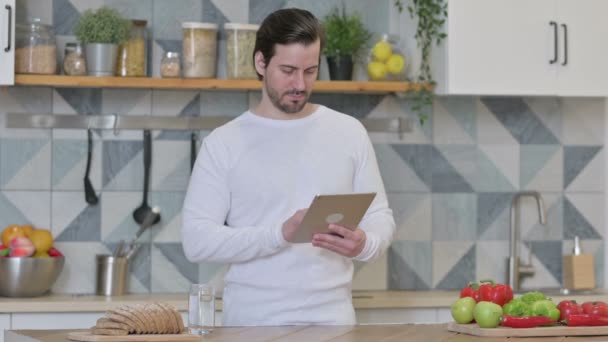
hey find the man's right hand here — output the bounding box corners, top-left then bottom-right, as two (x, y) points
(282, 209), (307, 242)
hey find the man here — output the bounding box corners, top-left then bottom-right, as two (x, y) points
(181, 8), (395, 326)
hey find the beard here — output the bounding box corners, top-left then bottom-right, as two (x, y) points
(265, 79), (310, 114)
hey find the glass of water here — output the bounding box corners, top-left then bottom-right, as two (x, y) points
(188, 283), (215, 335)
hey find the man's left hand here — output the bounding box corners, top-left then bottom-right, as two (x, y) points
(311, 224), (366, 258)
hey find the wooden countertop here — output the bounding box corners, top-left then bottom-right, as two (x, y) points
(1, 290), (607, 313)
(5, 324), (607, 341)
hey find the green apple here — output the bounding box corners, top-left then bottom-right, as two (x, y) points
(473, 301), (503, 328)
(451, 297), (476, 324)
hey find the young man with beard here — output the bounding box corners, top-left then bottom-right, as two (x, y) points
(181, 8), (395, 326)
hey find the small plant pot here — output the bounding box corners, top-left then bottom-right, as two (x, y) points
(85, 43), (118, 77)
(326, 55), (353, 81)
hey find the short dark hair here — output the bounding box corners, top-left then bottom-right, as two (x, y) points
(253, 8), (325, 80)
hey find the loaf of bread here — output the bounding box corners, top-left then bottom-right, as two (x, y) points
(91, 302), (185, 335)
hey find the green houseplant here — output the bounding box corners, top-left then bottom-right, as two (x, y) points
(394, 0), (447, 125)
(74, 6), (130, 76)
(322, 7), (371, 80)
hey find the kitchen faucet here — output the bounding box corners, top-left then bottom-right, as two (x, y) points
(506, 191), (547, 292)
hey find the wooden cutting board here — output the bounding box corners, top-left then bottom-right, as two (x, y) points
(67, 331), (200, 341)
(448, 321), (608, 337)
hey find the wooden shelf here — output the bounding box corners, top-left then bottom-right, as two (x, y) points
(14, 74), (427, 93)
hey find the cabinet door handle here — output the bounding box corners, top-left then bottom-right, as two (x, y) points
(549, 21), (558, 64)
(4, 4), (11, 52)
(561, 23), (568, 66)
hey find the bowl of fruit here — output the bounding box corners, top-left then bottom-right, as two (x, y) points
(0, 224), (64, 297)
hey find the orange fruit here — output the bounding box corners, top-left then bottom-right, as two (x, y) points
(1, 225), (25, 247)
(28, 229), (53, 253)
(21, 224), (34, 236)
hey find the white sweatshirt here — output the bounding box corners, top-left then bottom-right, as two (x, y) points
(181, 105), (395, 326)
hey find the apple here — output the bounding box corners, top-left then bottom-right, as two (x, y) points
(451, 297), (476, 324)
(473, 301), (503, 328)
(8, 236), (35, 257)
(0, 244), (9, 257)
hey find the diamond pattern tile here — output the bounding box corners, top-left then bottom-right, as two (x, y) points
(3, 0), (605, 294)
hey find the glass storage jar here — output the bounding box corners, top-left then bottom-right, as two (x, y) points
(182, 22), (218, 78)
(63, 42), (86, 76)
(15, 19), (57, 74)
(366, 33), (407, 81)
(160, 51), (181, 78)
(224, 23), (259, 79)
(116, 20), (147, 77)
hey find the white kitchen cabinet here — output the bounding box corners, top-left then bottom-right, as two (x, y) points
(432, 0), (608, 96)
(0, 314), (10, 342)
(11, 312), (101, 330)
(0, 0), (14, 85)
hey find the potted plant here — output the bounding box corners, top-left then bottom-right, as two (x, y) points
(74, 6), (130, 76)
(394, 0), (447, 125)
(322, 7), (371, 80)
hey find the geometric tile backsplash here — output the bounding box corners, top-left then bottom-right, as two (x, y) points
(4, 0), (604, 294)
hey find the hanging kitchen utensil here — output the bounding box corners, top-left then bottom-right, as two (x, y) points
(113, 239), (125, 257)
(190, 132), (197, 172)
(130, 206), (160, 249)
(123, 206), (160, 258)
(84, 129), (98, 205)
(132, 130), (161, 225)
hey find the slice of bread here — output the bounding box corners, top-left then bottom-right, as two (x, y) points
(159, 302), (184, 333)
(95, 317), (131, 332)
(148, 303), (167, 333)
(157, 302), (178, 333)
(131, 303), (154, 333)
(108, 307), (146, 334)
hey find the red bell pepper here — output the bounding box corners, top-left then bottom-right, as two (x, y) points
(557, 300), (583, 321)
(477, 279), (514, 307)
(500, 315), (556, 328)
(582, 301), (608, 317)
(48, 247), (63, 257)
(459, 281), (480, 302)
(566, 314), (608, 326)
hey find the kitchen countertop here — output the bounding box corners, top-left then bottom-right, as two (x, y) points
(5, 324), (607, 341)
(1, 290), (608, 313)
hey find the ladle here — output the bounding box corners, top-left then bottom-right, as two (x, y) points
(133, 130), (161, 225)
(84, 129), (98, 205)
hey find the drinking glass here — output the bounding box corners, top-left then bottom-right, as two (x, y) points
(188, 283), (215, 335)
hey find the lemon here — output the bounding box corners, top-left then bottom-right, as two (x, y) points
(33, 250), (50, 258)
(367, 61), (388, 81)
(386, 54), (406, 74)
(28, 229), (53, 253)
(372, 41), (392, 62)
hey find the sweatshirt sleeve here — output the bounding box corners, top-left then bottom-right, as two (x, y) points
(181, 135), (289, 264)
(351, 128), (396, 262)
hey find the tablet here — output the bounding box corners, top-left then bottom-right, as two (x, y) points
(291, 192), (377, 243)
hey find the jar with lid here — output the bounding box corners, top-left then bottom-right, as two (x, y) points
(63, 42), (86, 76)
(15, 19), (57, 74)
(224, 23), (259, 79)
(182, 22), (218, 78)
(366, 33), (407, 81)
(116, 20), (147, 77)
(160, 51), (181, 78)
